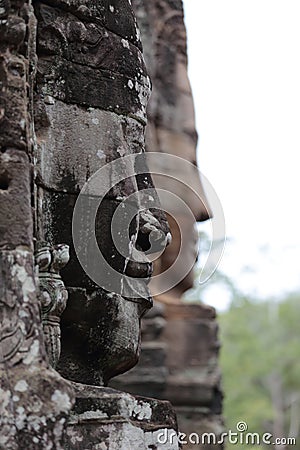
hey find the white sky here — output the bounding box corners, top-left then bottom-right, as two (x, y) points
(183, 0), (300, 309)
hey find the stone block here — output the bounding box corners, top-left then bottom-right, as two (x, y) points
(36, 100), (144, 194)
(63, 383), (180, 450)
(0, 150), (32, 249)
(0, 52), (28, 151)
(35, 0), (142, 50)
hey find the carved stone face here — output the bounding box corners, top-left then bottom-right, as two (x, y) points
(34, 0), (169, 385)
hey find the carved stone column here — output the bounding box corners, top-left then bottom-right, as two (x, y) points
(0, 1), (74, 448)
(35, 242), (70, 368)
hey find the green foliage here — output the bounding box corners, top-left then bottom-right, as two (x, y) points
(219, 294), (300, 449)
(185, 231), (300, 448)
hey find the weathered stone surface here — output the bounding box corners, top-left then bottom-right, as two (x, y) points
(34, 0), (150, 122)
(0, 248), (75, 449)
(0, 249), (43, 370)
(0, 150), (32, 249)
(57, 287), (145, 386)
(0, 2), (75, 447)
(0, 45), (28, 151)
(63, 384), (180, 450)
(35, 100), (147, 194)
(37, 57), (150, 121)
(35, 3), (146, 79)
(36, 0), (142, 50)
(0, 365), (74, 450)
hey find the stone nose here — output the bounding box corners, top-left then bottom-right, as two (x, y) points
(136, 210), (172, 255)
